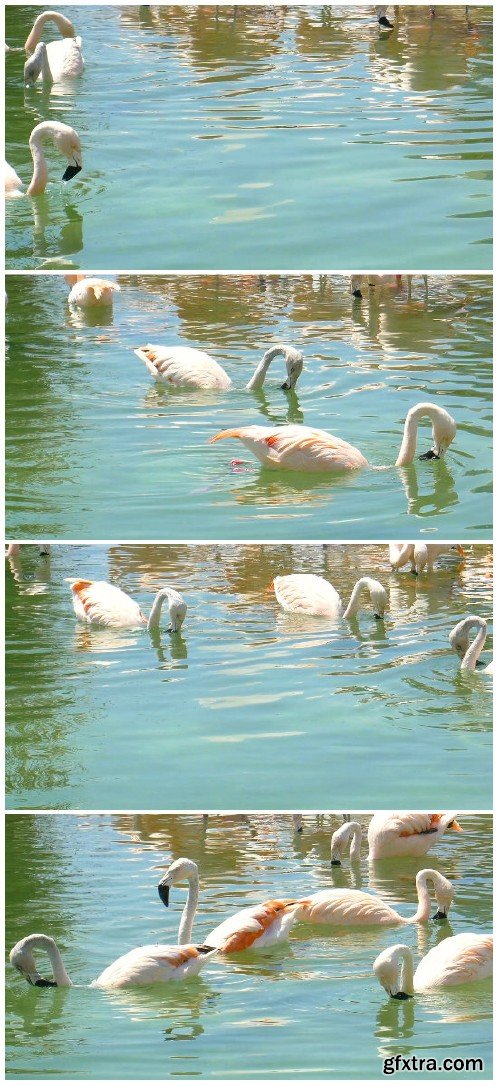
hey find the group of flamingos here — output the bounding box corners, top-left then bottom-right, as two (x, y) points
(11, 812), (492, 996)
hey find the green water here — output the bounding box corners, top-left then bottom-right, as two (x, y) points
(5, 543), (492, 810)
(5, 274), (493, 540)
(5, 5), (492, 270)
(5, 813), (493, 1079)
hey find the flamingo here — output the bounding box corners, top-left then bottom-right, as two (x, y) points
(10, 932), (217, 990)
(295, 869), (454, 927)
(272, 574), (388, 620)
(209, 403), (456, 473)
(449, 617), (493, 674)
(65, 275), (120, 308)
(5, 121), (82, 197)
(330, 821), (363, 866)
(70, 579), (187, 632)
(374, 934), (492, 997)
(368, 812), (462, 861)
(134, 343), (303, 393)
(389, 543), (465, 574)
(6, 543), (50, 557)
(23, 11), (84, 83)
(350, 274), (428, 301)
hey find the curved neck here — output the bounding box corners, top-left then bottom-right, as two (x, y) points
(398, 946), (414, 996)
(461, 620), (487, 671)
(409, 871), (432, 923)
(25, 11), (76, 52)
(28, 128), (49, 196)
(147, 589), (170, 631)
(343, 578), (371, 619)
(178, 872), (199, 943)
(30, 935), (72, 986)
(396, 404), (442, 467)
(246, 346), (285, 391)
(349, 822), (362, 862)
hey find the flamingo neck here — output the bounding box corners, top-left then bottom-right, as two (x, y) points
(395, 404), (444, 467)
(343, 578), (372, 619)
(409, 871), (433, 923)
(178, 872), (199, 944)
(27, 125), (53, 196)
(246, 346), (284, 390)
(349, 822), (362, 862)
(147, 589), (170, 631)
(398, 946), (415, 996)
(30, 935), (73, 986)
(461, 619), (487, 671)
(25, 11), (76, 52)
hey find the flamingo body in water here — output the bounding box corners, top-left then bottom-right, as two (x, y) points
(24, 11), (84, 83)
(66, 275), (120, 308)
(134, 343), (303, 392)
(296, 869), (454, 927)
(272, 574), (388, 620)
(210, 403), (456, 473)
(70, 579), (187, 632)
(449, 616), (493, 674)
(5, 121), (82, 197)
(374, 934), (492, 997)
(368, 812), (462, 860)
(390, 543), (464, 574)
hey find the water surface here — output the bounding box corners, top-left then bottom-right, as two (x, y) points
(5, 812), (493, 1079)
(5, 274), (493, 540)
(5, 5), (493, 270)
(5, 543), (492, 809)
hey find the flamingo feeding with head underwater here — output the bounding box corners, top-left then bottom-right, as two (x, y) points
(389, 543), (465, 575)
(5, 121), (82, 197)
(449, 616), (493, 674)
(23, 10), (84, 84)
(70, 579), (187, 632)
(295, 868), (454, 927)
(209, 402), (456, 473)
(373, 933), (492, 997)
(272, 573), (388, 620)
(157, 858), (299, 953)
(134, 343), (304, 392)
(368, 812), (462, 861)
(65, 275), (121, 308)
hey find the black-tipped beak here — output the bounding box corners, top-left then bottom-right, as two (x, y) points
(281, 380), (291, 390)
(158, 882), (170, 907)
(62, 163), (82, 182)
(432, 909), (447, 921)
(35, 977), (57, 987)
(374, 613), (382, 621)
(419, 449), (440, 461)
(378, 16), (394, 27)
(393, 990), (411, 1000)
(331, 858), (341, 866)
(352, 289), (363, 299)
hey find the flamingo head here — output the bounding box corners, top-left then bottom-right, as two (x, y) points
(281, 347), (304, 391)
(168, 595), (187, 634)
(24, 43), (45, 84)
(371, 581), (388, 620)
(10, 935), (57, 987)
(158, 857), (198, 907)
(418, 408), (456, 461)
(350, 274), (363, 299)
(373, 944), (413, 1000)
(58, 127), (83, 181)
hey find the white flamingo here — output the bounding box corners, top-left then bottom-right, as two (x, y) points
(374, 934), (492, 997)
(295, 869), (454, 927)
(368, 812), (462, 860)
(70, 579), (187, 632)
(272, 574), (388, 620)
(330, 821), (363, 866)
(23, 11), (84, 83)
(134, 343), (303, 393)
(449, 617), (493, 674)
(65, 275), (121, 308)
(389, 543), (464, 574)
(5, 121), (82, 197)
(210, 403), (456, 473)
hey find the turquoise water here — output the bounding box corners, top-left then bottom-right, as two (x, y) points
(5, 5), (492, 270)
(5, 543), (492, 810)
(5, 813), (493, 1079)
(5, 274), (493, 540)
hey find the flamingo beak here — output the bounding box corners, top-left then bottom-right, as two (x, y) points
(158, 881), (170, 907)
(419, 449), (439, 461)
(432, 910), (447, 921)
(34, 977), (57, 987)
(451, 820), (463, 832)
(331, 858), (341, 867)
(281, 380), (291, 390)
(352, 289), (363, 299)
(393, 991), (412, 1000)
(62, 161), (82, 182)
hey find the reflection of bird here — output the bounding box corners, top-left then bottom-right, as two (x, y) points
(272, 574), (387, 620)
(368, 812), (462, 860)
(449, 617), (493, 674)
(10, 932), (217, 989)
(296, 869), (453, 926)
(210, 403), (456, 472)
(65, 275), (120, 308)
(374, 934), (492, 997)
(24, 11), (84, 83)
(5, 122), (82, 197)
(70, 579), (187, 632)
(134, 343), (303, 393)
